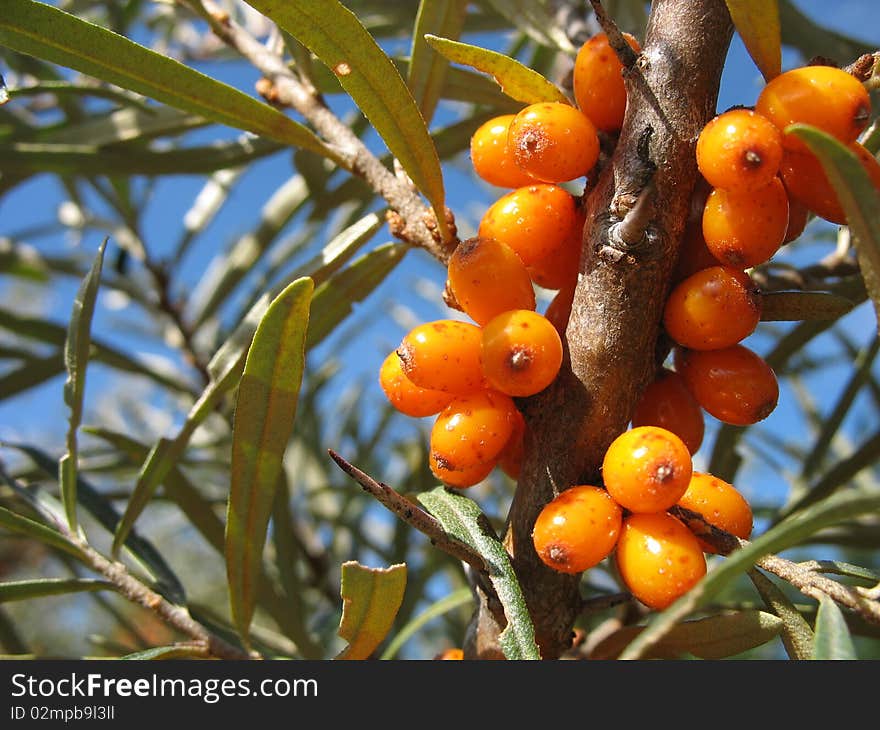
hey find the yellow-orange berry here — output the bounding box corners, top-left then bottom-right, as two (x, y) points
(782, 188), (810, 243)
(498, 409), (526, 480)
(429, 450), (497, 489)
(397, 320), (486, 395)
(378, 351), (453, 418)
(481, 309), (564, 397)
(573, 32), (641, 133)
(701, 176), (789, 268)
(508, 102), (600, 184)
(676, 344), (779, 426)
(430, 389), (518, 472)
(544, 281), (576, 339)
(469, 113), (538, 189)
(447, 236), (536, 326)
(672, 216), (721, 284)
(615, 512), (707, 610)
(631, 369), (705, 455)
(602, 426), (693, 514)
(676, 472), (753, 553)
(478, 184), (578, 265)
(527, 205), (586, 291)
(532, 485), (623, 574)
(663, 266), (761, 351)
(696, 109), (784, 192)
(435, 648), (465, 660)
(755, 65), (871, 151)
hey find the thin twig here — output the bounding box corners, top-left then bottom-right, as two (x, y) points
(588, 0), (639, 68)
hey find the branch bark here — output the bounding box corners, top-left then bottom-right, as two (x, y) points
(468, 0), (735, 659)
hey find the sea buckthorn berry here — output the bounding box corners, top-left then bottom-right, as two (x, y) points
(676, 344), (779, 426)
(696, 109), (784, 192)
(435, 648), (464, 660)
(780, 142), (880, 225)
(544, 281), (576, 339)
(755, 65), (871, 151)
(615, 511), (707, 610)
(508, 102), (600, 183)
(663, 266), (761, 351)
(672, 217), (721, 284)
(701, 176), (789, 268)
(378, 351), (453, 418)
(430, 389), (518, 472)
(469, 114), (538, 189)
(527, 205), (586, 291)
(429, 450), (497, 489)
(676, 472), (753, 553)
(602, 426), (693, 514)
(631, 369), (705, 455)
(397, 319), (486, 395)
(532, 485), (623, 574)
(498, 409), (526, 480)
(479, 184), (578, 266)
(783, 192), (809, 243)
(481, 309), (564, 397)
(573, 32), (642, 132)
(447, 236), (536, 326)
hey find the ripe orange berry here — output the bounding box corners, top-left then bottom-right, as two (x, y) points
(672, 217), (721, 284)
(573, 32), (641, 132)
(676, 344), (779, 426)
(430, 389), (518, 472)
(631, 369), (705, 455)
(755, 65), (871, 150)
(479, 184), (578, 266)
(397, 320), (486, 395)
(544, 282), (576, 339)
(602, 426), (693, 514)
(378, 351), (453, 418)
(436, 648), (465, 660)
(663, 266), (762, 351)
(780, 141), (880, 225)
(701, 176), (789, 268)
(469, 113), (538, 188)
(532, 485), (623, 574)
(498, 408), (526, 480)
(676, 472), (753, 553)
(481, 309), (564, 397)
(783, 190), (809, 243)
(430, 450), (497, 489)
(508, 102), (600, 183)
(696, 108), (784, 192)
(615, 511), (707, 610)
(447, 236), (536, 326)
(527, 205), (586, 291)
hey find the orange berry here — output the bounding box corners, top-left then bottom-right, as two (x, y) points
(602, 426), (693, 514)
(436, 648), (465, 660)
(544, 281), (576, 339)
(378, 351), (453, 418)
(397, 320), (486, 395)
(469, 114), (538, 188)
(447, 236), (536, 326)
(701, 177), (789, 268)
(498, 408), (526, 480)
(430, 389), (518, 472)
(527, 205), (586, 290)
(615, 511), (707, 610)
(481, 309), (564, 397)
(508, 102), (600, 183)
(676, 472), (753, 553)
(429, 450), (497, 489)
(672, 217), (721, 284)
(782, 190), (809, 243)
(696, 109), (784, 192)
(755, 65), (871, 150)
(780, 141), (880, 225)
(631, 368), (705, 455)
(573, 32), (641, 132)
(532, 485), (623, 574)
(478, 184), (578, 265)
(663, 266), (761, 351)
(676, 344), (779, 426)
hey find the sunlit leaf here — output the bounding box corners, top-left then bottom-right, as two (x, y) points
(336, 561), (407, 660)
(813, 595), (857, 659)
(0, 505), (84, 561)
(425, 35), (569, 105)
(380, 586), (472, 659)
(749, 568), (813, 660)
(418, 486), (540, 660)
(226, 277), (313, 645)
(120, 645), (210, 660)
(724, 0), (781, 81)
(0, 578), (115, 603)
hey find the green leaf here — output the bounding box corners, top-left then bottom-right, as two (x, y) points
(591, 610), (783, 659)
(0, 505), (84, 561)
(759, 291), (855, 321)
(812, 595), (857, 659)
(619, 486), (880, 659)
(417, 486), (540, 660)
(245, 0), (450, 242)
(408, 0), (470, 123)
(724, 0), (781, 81)
(779, 0), (874, 65)
(480, 0), (575, 55)
(336, 561), (407, 660)
(0, 0), (339, 161)
(35, 105), (203, 147)
(788, 124), (880, 334)
(226, 277), (314, 645)
(0, 578), (115, 603)
(120, 645), (210, 660)
(59, 238), (106, 531)
(424, 35), (569, 105)
(0, 353), (65, 401)
(8, 79), (154, 113)
(749, 568), (814, 660)
(380, 586), (472, 659)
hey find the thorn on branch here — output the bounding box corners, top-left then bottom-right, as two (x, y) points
(608, 180), (656, 251)
(589, 0), (639, 69)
